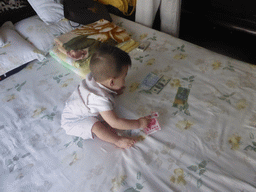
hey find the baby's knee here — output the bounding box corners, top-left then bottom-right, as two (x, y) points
(91, 121), (105, 133)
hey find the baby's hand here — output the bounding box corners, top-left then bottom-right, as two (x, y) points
(138, 116), (151, 129)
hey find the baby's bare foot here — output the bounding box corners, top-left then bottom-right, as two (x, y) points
(115, 137), (136, 149)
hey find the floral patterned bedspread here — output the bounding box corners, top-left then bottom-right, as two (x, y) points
(1, 14), (256, 192)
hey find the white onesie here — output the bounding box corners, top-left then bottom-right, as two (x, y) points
(61, 73), (117, 139)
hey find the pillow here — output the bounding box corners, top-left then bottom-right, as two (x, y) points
(0, 35), (5, 47)
(0, 0), (36, 26)
(15, 15), (73, 54)
(27, 0), (64, 25)
(0, 21), (45, 77)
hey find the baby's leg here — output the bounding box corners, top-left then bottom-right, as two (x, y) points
(92, 121), (136, 149)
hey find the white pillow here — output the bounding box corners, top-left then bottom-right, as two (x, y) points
(27, 0), (64, 25)
(0, 28), (7, 47)
(0, 21), (45, 76)
(15, 15), (73, 54)
(0, 36), (5, 47)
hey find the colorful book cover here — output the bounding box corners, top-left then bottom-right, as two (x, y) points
(54, 19), (131, 60)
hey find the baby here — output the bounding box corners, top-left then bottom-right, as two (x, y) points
(61, 44), (150, 148)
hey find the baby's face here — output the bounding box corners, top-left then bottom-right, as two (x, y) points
(112, 66), (128, 91)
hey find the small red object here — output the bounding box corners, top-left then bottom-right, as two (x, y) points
(143, 112), (161, 135)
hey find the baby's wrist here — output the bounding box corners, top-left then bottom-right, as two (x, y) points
(138, 118), (145, 128)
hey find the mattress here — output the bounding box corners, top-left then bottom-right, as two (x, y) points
(0, 14), (256, 191)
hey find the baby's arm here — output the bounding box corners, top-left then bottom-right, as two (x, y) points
(100, 110), (150, 130)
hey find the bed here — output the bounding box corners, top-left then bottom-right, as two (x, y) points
(1, 1), (256, 191)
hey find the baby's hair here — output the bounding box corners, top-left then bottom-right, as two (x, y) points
(89, 44), (131, 82)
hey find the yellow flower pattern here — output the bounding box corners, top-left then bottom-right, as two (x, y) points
(228, 134), (242, 150)
(2, 94), (16, 102)
(236, 99), (247, 110)
(170, 168), (187, 186)
(212, 61), (221, 70)
(174, 53), (187, 60)
(32, 107), (47, 118)
(212, 61), (222, 70)
(170, 79), (181, 88)
(176, 119), (194, 131)
(111, 175), (127, 192)
(129, 82), (140, 92)
(139, 33), (148, 40)
(145, 58), (155, 66)
(226, 80), (237, 88)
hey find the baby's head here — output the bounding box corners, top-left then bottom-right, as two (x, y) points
(90, 44), (131, 91)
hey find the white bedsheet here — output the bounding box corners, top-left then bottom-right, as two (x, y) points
(0, 15), (256, 191)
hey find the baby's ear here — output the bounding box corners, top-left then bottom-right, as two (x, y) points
(110, 79), (114, 87)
